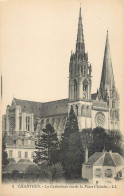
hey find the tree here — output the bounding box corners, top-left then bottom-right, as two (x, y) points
(33, 123), (59, 165)
(107, 129), (124, 156)
(80, 128), (93, 149)
(2, 133), (9, 169)
(60, 106), (84, 179)
(80, 127), (124, 158)
(51, 163), (64, 181)
(90, 127), (108, 155)
(64, 106), (79, 136)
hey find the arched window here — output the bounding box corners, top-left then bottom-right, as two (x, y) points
(83, 79), (88, 99)
(117, 110), (119, 120)
(70, 80), (74, 100)
(114, 110), (117, 120)
(86, 106), (91, 117)
(51, 118), (55, 126)
(81, 66), (83, 73)
(110, 110), (112, 119)
(110, 110), (114, 120)
(4, 118), (7, 130)
(111, 122), (114, 129)
(74, 79), (77, 100)
(40, 119), (44, 129)
(46, 119), (49, 125)
(115, 122), (118, 129)
(81, 105), (85, 117)
(75, 105), (78, 116)
(56, 118), (60, 129)
(62, 117), (66, 129)
(26, 116), (30, 131)
(112, 100), (115, 108)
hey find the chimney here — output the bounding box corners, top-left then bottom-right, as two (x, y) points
(85, 147), (88, 163)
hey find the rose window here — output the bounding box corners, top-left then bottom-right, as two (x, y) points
(95, 112), (105, 127)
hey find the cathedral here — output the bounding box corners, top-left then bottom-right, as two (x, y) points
(2, 8), (120, 161)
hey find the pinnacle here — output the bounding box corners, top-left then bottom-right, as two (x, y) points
(99, 31), (115, 92)
(76, 7), (85, 53)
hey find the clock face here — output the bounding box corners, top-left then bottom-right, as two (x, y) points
(95, 112), (105, 127)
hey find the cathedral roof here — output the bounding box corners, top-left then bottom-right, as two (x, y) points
(13, 98), (43, 117)
(99, 31), (115, 92)
(41, 99), (68, 117)
(13, 94), (98, 118)
(13, 98), (68, 118)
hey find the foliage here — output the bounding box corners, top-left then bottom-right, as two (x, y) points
(107, 129), (124, 156)
(37, 161), (52, 180)
(90, 127), (108, 156)
(2, 133), (9, 169)
(33, 124), (59, 165)
(51, 163), (64, 181)
(80, 128), (93, 149)
(26, 164), (40, 174)
(60, 106), (84, 179)
(81, 127), (124, 157)
(64, 106), (79, 136)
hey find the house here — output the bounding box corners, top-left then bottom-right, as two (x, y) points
(82, 150), (124, 184)
(5, 133), (36, 162)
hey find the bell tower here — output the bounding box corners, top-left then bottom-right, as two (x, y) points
(69, 7), (92, 102)
(68, 7), (92, 130)
(98, 31), (120, 130)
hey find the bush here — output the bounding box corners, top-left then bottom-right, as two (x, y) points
(12, 170), (19, 179)
(51, 163), (64, 181)
(38, 161), (52, 180)
(26, 164), (40, 174)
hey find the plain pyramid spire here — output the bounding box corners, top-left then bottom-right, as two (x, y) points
(76, 7), (85, 53)
(99, 31), (115, 92)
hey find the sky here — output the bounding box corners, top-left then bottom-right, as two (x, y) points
(0, 0), (124, 129)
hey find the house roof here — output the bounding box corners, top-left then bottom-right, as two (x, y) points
(103, 152), (116, 166)
(111, 153), (124, 166)
(86, 152), (104, 165)
(4, 162), (40, 173)
(86, 151), (124, 167)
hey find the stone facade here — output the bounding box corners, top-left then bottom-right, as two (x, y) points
(2, 7), (120, 141)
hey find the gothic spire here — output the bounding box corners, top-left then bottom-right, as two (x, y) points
(76, 7), (85, 53)
(99, 31), (115, 92)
